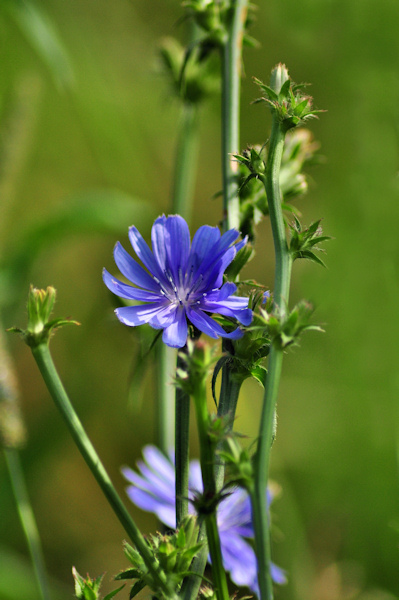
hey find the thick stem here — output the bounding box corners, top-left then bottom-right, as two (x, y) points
(31, 343), (172, 599)
(252, 117), (292, 600)
(193, 382), (230, 600)
(221, 0), (248, 232)
(4, 448), (52, 600)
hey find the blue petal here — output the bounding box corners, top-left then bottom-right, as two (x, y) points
(186, 307), (244, 340)
(103, 269), (161, 302)
(202, 247), (237, 290)
(200, 301), (253, 326)
(113, 242), (160, 292)
(142, 445), (175, 485)
(165, 215), (191, 281)
(187, 225), (221, 274)
(219, 533), (258, 590)
(196, 229), (240, 277)
(115, 303), (169, 326)
(162, 306), (188, 348)
(270, 563), (287, 585)
(151, 216), (168, 272)
(128, 225), (167, 284)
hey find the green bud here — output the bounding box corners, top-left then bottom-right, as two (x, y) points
(8, 285), (79, 347)
(254, 64), (324, 132)
(175, 339), (216, 395)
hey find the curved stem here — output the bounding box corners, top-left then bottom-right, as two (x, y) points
(221, 0), (248, 232)
(4, 448), (52, 600)
(252, 116), (292, 600)
(31, 343), (173, 599)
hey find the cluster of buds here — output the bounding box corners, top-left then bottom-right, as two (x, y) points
(116, 516), (202, 599)
(254, 63), (324, 132)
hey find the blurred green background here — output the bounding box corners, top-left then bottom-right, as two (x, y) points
(1, 1), (398, 599)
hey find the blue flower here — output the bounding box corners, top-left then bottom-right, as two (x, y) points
(103, 215), (252, 348)
(122, 445), (286, 595)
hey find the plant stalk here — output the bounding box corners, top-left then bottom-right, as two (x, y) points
(175, 350), (190, 526)
(251, 116), (292, 600)
(193, 381), (229, 600)
(4, 448), (52, 600)
(221, 0), (248, 232)
(31, 343), (173, 599)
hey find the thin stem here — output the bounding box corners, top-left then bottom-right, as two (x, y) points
(252, 117), (292, 600)
(4, 448), (52, 600)
(31, 343), (173, 599)
(221, 0), (248, 232)
(157, 344), (176, 454)
(175, 351), (190, 526)
(215, 369), (242, 490)
(171, 103), (199, 222)
(169, 102), (199, 527)
(193, 382), (229, 600)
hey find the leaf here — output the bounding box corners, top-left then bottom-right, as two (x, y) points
(278, 79), (291, 100)
(115, 569), (142, 581)
(129, 581), (147, 599)
(297, 250), (327, 267)
(4, 191), (156, 304)
(103, 585), (125, 600)
(253, 78), (278, 101)
(211, 355), (230, 406)
(250, 365), (267, 387)
(3, 0), (74, 90)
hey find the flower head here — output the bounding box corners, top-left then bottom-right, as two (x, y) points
(103, 215), (252, 348)
(122, 445), (286, 595)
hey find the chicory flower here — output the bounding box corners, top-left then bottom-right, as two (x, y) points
(122, 445), (286, 595)
(103, 215), (252, 348)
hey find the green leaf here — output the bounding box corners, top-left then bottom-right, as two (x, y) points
(129, 580), (146, 599)
(253, 78), (278, 101)
(115, 569), (142, 581)
(297, 250), (327, 267)
(250, 365), (267, 387)
(293, 98), (310, 116)
(3, 0), (74, 90)
(4, 191), (155, 305)
(278, 79), (291, 100)
(211, 355), (230, 406)
(103, 585), (125, 600)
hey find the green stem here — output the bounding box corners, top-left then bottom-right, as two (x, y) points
(171, 103), (199, 222)
(157, 344), (176, 454)
(252, 117), (292, 600)
(193, 382), (230, 600)
(31, 343), (173, 599)
(4, 448), (52, 600)
(169, 102), (199, 527)
(221, 0), (248, 232)
(215, 368), (242, 490)
(175, 351), (190, 526)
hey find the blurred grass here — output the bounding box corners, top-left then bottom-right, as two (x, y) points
(0, 0), (398, 599)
